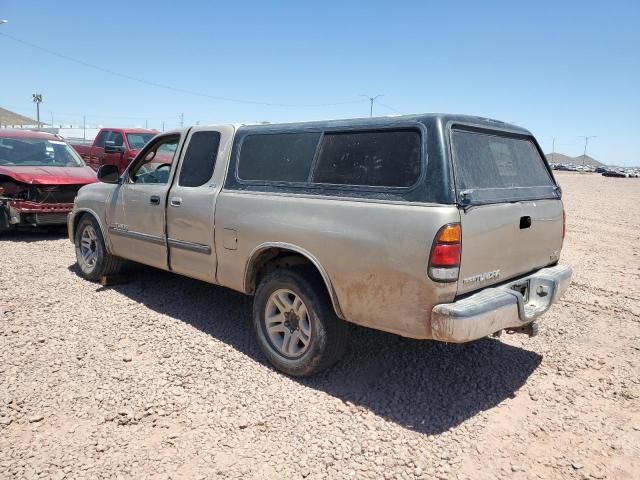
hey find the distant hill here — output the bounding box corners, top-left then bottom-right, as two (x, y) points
(546, 152), (605, 167)
(0, 107), (39, 127)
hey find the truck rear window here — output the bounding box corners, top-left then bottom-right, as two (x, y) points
(451, 129), (556, 203)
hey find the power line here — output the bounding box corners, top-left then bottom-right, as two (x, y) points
(0, 31), (365, 108)
(377, 101), (404, 115)
(0, 103), (165, 122)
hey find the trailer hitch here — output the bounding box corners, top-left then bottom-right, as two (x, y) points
(505, 322), (539, 337)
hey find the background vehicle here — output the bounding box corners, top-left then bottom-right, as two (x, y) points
(0, 129), (96, 232)
(68, 114), (572, 376)
(71, 128), (157, 174)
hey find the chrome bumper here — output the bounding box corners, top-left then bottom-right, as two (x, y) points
(430, 264), (573, 343)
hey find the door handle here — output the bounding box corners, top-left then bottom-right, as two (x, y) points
(149, 195), (161, 205)
(170, 197), (182, 207)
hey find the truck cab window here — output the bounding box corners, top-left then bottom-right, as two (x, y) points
(179, 131), (221, 187)
(130, 136), (179, 185)
(109, 131), (124, 147)
(94, 130), (108, 149)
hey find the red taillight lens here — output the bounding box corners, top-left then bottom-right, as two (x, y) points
(429, 223), (461, 282)
(430, 244), (461, 267)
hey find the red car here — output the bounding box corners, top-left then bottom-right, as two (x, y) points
(0, 129), (96, 232)
(71, 127), (158, 174)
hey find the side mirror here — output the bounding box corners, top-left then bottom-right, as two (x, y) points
(104, 141), (124, 154)
(97, 164), (120, 184)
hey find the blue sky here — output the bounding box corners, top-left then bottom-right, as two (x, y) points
(1, 0), (639, 165)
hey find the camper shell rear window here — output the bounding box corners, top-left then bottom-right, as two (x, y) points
(450, 126), (558, 205)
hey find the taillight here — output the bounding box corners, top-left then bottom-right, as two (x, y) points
(429, 223), (461, 282)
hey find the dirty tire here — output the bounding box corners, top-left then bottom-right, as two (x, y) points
(253, 267), (348, 377)
(74, 215), (123, 281)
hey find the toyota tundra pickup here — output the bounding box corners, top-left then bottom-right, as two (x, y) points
(71, 127), (157, 174)
(68, 114), (573, 376)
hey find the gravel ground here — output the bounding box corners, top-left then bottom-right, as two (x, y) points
(1, 171), (639, 480)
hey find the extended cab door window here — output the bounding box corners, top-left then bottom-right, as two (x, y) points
(178, 131), (221, 187)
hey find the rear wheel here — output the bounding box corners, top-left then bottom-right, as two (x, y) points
(253, 268), (348, 376)
(74, 215), (123, 281)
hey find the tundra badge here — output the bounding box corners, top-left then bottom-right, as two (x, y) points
(462, 270), (501, 286)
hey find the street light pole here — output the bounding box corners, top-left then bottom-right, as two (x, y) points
(579, 135), (597, 168)
(360, 94), (384, 117)
(32, 93), (43, 130)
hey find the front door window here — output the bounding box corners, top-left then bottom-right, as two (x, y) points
(129, 135), (179, 185)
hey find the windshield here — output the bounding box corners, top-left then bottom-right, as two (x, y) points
(126, 133), (156, 150)
(0, 137), (84, 167)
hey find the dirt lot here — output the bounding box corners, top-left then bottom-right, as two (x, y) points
(1, 171), (639, 479)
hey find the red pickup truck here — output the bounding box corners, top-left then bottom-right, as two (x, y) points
(71, 128), (157, 174)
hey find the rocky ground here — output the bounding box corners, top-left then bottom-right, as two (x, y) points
(1, 172), (638, 479)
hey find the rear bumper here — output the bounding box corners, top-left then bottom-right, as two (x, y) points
(430, 264), (573, 343)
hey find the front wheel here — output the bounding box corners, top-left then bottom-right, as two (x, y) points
(253, 268), (348, 376)
(74, 215), (123, 281)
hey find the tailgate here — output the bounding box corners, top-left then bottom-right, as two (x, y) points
(457, 200), (563, 294)
(450, 126), (563, 295)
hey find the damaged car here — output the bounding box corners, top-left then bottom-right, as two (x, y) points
(0, 129), (96, 233)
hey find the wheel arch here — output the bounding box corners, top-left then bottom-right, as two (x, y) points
(244, 242), (345, 319)
(72, 209), (111, 253)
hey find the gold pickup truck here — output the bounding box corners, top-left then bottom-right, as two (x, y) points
(68, 114), (572, 376)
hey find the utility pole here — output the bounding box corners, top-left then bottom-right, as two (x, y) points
(50, 112), (54, 129)
(552, 137), (556, 162)
(145, 119), (148, 129)
(162, 120), (165, 132)
(32, 93), (43, 129)
(360, 94), (384, 117)
(83, 115), (86, 143)
(579, 135), (597, 167)
(179, 113), (184, 128)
